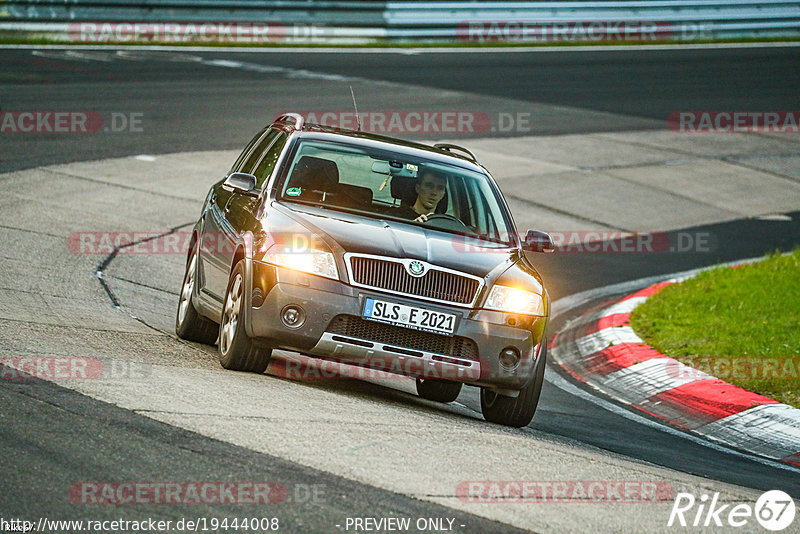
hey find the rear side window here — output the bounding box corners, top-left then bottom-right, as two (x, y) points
(230, 127), (268, 173)
(252, 133), (288, 188)
(236, 129), (280, 176)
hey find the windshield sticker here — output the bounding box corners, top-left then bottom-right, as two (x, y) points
(405, 164), (418, 172)
(286, 187), (302, 197)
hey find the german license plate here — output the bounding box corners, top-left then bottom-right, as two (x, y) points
(362, 297), (456, 336)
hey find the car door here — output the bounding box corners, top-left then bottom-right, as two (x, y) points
(199, 128), (278, 299)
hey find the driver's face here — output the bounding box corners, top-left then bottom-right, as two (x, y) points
(416, 173), (446, 211)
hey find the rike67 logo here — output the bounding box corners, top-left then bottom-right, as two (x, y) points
(668, 490), (796, 531)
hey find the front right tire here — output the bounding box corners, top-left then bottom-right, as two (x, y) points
(218, 260), (272, 374)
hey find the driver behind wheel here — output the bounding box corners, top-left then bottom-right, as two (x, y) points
(392, 168), (447, 222)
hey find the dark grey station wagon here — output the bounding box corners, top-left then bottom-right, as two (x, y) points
(177, 113), (554, 427)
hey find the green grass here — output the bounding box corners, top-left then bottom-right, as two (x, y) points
(630, 249), (800, 408)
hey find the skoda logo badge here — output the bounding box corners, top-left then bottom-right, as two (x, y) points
(408, 261), (425, 277)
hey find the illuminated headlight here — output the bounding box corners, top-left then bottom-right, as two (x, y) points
(485, 285), (544, 315)
(262, 247), (338, 280)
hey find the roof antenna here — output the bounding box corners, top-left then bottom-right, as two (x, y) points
(349, 85), (361, 131)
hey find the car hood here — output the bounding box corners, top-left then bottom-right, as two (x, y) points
(268, 202), (518, 280)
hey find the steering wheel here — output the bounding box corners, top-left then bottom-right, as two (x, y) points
(421, 213), (470, 230)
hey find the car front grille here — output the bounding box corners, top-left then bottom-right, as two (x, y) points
(328, 315), (479, 361)
(348, 256), (479, 306)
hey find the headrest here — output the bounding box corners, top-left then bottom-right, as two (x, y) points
(291, 156), (339, 190)
(337, 184), (373, 205)
(390, 175), (417, 204)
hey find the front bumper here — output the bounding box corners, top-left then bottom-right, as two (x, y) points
(249, 261), (547, 391)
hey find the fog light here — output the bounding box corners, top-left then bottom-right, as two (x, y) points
(499, 347), (520, 371)
(281, 305), (305, 328)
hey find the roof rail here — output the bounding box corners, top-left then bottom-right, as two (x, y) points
(272, 113), (305, 131)
(433, 143), (481, 166)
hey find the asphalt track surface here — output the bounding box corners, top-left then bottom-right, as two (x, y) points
(1, 45), (799, 172)
(1, 45), (800, 531)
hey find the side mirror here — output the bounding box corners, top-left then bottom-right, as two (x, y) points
(223, 172), (257, 196)
(524, 229), (555, 253)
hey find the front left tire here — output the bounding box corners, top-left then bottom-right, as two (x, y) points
(480, 343), (547, 428)
(218, 260), (272, 374)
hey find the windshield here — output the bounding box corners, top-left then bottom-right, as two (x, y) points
(277, 139), (514, 245)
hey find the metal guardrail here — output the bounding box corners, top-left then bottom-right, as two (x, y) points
(1, 0), (798, 42)
(384, 0), (800, 40)
(2, 1), (387, 25)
